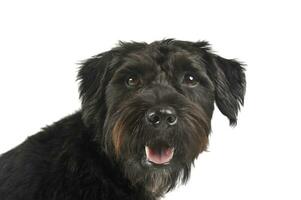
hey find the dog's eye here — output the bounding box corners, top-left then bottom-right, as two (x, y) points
(182, 73), (199, 87)
(126, 76), (140, 87)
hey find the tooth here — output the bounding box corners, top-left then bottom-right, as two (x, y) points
(145, 146), (150, 158)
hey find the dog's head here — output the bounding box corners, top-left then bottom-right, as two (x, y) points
(77, 39), (246, 196)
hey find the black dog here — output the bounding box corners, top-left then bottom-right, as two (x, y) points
(0, 39), (246, 200)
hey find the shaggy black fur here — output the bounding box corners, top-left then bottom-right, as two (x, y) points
(0, 39), (246, 200)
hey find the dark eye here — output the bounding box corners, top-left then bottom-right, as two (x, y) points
(126, 76), (140, 87)
(182, 73), (199, 87)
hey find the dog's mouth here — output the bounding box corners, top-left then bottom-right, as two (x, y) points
(145, 142), (174, 165)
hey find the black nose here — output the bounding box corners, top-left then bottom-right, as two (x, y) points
(146, 106), (177, 127)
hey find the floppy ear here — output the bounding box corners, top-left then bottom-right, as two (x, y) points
(203, 49), (246, 126)
(77, 52), (115, 127)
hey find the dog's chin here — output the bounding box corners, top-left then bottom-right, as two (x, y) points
(121, 143), (191, 196)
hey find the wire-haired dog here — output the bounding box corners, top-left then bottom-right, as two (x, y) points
(0, 39), (246, 200)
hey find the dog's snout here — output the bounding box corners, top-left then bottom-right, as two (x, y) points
(146, 106), (177, 127)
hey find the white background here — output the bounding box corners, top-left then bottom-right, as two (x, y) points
(0, 1), (300, 199)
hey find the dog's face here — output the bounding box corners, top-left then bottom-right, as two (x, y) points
(78, 39), (246, 196)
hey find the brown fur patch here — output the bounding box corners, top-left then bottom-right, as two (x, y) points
(181, 102), (210, 158)
(111, 118), (125, 158)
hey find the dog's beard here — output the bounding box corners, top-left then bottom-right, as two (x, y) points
(122, 157), (189, 195)
(101, 97), (210, 196)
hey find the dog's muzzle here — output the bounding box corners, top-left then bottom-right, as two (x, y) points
(144, 106), (177, 165)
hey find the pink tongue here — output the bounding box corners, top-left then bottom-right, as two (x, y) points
(145, 146), (174, 165)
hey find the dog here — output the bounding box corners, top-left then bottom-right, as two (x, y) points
(0, 39), (246, 200)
